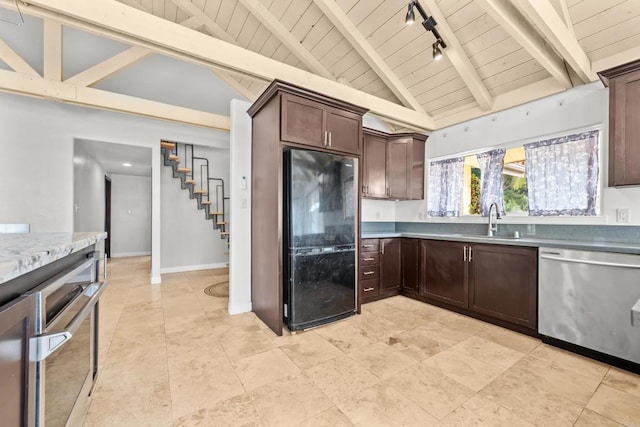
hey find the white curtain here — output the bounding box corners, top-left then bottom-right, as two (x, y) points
(427, 157), (464, 217)
(476, 149), (506, 216)
(524, 130), (599, 216)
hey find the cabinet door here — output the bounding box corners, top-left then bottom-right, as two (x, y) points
(610, 70), (640, 186)
(380, 238), (402, 294)
(411, 138), (425, 199)
(387, 138), (411, 199)
(401, 239), (420, 294)
(421, 240), (468, 308)
(0, 295), (36, 427)
(362, 134), (388, 198)
(281, 93), (326, 149)
(326, 106), (362, 155)
(468, 244), (537, 329)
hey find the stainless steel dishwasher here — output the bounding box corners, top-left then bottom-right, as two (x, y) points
(539, 247), (640, 367)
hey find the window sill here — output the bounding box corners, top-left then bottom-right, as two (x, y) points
(421, 215), (609, 225)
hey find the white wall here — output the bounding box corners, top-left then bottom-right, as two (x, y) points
(387, 82), (640, 226)
(160, 145), (230, 272)
(229, 99), (253, 315)
(0, 92), (229, 282)
(111, 174), (152, 257)
(73, 141), (106, 233)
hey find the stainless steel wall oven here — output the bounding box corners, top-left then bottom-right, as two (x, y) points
(27, 252), (106, 427)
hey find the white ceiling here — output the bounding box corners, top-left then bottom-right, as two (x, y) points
(75, 139), (152, 177)
(1, 0), (639, 131)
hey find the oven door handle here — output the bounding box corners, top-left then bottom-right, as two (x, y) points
(31, 281), (107, 362)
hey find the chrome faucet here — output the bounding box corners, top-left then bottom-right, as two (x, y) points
(487, 202), (501, 237)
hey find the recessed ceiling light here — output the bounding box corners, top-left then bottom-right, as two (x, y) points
(122, 163), (133, 167)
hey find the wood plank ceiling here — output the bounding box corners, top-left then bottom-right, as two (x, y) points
(24, 0), (640, 129)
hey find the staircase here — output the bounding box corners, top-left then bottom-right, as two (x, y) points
(160, 140), (230, 246)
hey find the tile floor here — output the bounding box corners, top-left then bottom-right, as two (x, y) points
(83, 256), (640, 426)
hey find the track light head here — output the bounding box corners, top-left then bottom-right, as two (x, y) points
(405, 3), (415, 25)
(432, 41), (443, 61)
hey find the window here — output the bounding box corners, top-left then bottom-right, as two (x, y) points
(463, 147), (528, 216)
(428, 130), (600, 217)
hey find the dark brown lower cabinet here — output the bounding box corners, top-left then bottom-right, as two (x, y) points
(468, 244), (537, 329)
(379, 238), (402, 296)
(420, 240), (468, 308)
(0, 294), (36, 427)
(401, 239), (420, 294)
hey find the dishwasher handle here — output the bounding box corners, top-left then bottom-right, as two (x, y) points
(31, 281), (107, 362)
(540, 253), (640, 270)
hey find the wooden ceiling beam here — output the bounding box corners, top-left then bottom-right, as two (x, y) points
(65, 45), (151, 86)
(12, 0), (436, 129)
(479, 0), (572, 89)
(514, 0), (593, 82)
(168, 0), (236, 44)
(312, 0), (428, 114)
(43, 19), (62, 81)
(238, 0), (333, 79)
(0, 38), (39, 76)
(421, 0), (493, 111)
(0, 68), (230, 130)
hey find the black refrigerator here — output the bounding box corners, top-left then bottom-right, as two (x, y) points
(283, 148), (357, 331)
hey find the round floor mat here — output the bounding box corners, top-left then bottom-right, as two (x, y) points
(204, 280), (229, 297)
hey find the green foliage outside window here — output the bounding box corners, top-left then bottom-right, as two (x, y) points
(469, 168), (481, 215)
(503, 175), (528, 213)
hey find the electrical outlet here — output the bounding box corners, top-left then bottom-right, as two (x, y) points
(616, 208), (630, 223)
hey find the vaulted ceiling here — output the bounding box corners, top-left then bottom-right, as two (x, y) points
(1, 0), (639, 131)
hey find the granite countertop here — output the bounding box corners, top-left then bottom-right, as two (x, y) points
(361, 232), (640, 255)
(0, 232), (107, 284)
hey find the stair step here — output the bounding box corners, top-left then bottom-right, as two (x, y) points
(177, 168), (191, 173)
(160, 141), (176, 150)
(168, 155), (179, 161)
(185, 179), (195, 185)
(209, 211), (223, 215)
(216, 221), (227, 225)
(193, 189), (208, 195)
(201, 201), (212, 205)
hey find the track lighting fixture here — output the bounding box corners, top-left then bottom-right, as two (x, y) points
(432, 40), (443, 61)
(405, 1), (447, 59)
(405, 3), (415, 25)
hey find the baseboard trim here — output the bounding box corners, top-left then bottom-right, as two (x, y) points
(110, 251), (151, 258)
(228, 301), (252, 315)
(160, 262), (228, 274)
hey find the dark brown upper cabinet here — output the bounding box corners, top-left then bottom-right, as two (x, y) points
(362, 132), (387, 198)
(599, 60), (640, 186)
(362, 129), (427, 200)
(281, 92), (364, 155)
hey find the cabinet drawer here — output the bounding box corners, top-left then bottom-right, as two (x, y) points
(360, 278), (379, 299)
(361, 239), (379, 251)
(360, 266), (379, 281)
(360, 251), (379, 266)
